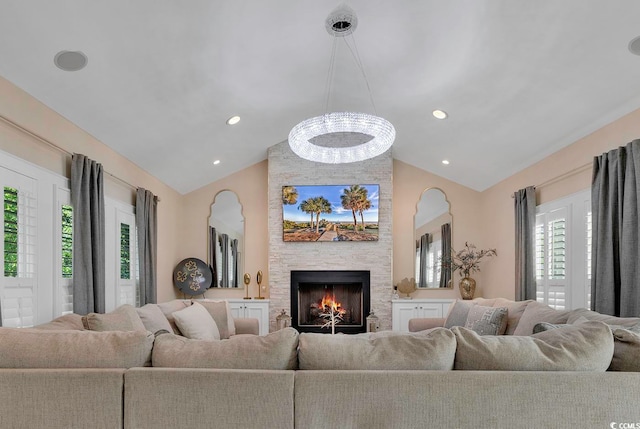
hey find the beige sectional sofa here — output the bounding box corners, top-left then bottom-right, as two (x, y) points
(1, 299), (639, 429)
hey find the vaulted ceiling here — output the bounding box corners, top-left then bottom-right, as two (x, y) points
(2, 1), (640, 194)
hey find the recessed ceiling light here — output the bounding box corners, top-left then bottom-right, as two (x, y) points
(433, 110), (448, 120)
(629, 35), (640, 56)
(226, 116), (241, 125)
(213, 160), (221, 165)
(54, 51), (88, 71)
(442, 159), (450, 165)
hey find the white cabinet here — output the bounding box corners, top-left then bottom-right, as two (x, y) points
(227, 299), (270, 335)
(392, 299), (454, 332)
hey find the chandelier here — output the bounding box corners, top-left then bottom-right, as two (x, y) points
(288, 5), (395, 164)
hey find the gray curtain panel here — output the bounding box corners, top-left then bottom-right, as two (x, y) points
(439, 223), (452, 288)
(71, 154), (106, 315)
(136, 188), (158, 305)
(209, 226), (218, 288)
(219, 233), (229, 287)
(514, 186), (536, 301)
(231, 238), (238, 288)
(592, 139), (640, 317)
(417, 233), (431, 288)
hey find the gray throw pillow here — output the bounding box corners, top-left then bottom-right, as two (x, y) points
(464, 306), (508, 335)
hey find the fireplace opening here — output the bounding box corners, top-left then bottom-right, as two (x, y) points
(291, 270), (370, 334)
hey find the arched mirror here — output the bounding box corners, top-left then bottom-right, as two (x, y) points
(414, 188), (453, 289)
(208, 190), (244, 288)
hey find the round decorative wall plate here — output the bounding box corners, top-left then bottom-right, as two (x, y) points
(173, 258), (213, 296)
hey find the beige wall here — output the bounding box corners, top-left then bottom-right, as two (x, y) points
(479, 106), (640, 299)
(0, 76), (182, 303)
(178, 160), (268, 300)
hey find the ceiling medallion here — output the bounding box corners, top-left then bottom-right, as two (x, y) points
(288, 5), (395, 164)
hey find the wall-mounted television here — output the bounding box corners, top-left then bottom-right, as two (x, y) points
(282, 184), (379, 242)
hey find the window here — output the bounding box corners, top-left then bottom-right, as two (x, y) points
(61, 205), (73, 279)
(535, 189), (591, 310)
(4, 187), (18, 277)
(0, 149), (140, 326)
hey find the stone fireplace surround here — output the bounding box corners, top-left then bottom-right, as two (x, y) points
(267, 141), (393, 332)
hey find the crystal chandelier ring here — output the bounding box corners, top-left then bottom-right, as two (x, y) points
(288, 112), (395, 164)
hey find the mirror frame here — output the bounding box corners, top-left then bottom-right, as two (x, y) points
(414, 187), (453, 289)
(208, 189), (245, 288)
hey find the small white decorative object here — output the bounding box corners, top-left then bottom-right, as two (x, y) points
(366, 311), (379, 332)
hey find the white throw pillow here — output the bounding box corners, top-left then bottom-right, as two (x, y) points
(172, 302), (220, 341)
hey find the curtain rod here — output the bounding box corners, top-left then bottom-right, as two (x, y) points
(511, 161), (592, 198)
(0, 113), (154, 198)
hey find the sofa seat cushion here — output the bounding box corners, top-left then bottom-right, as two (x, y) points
(512, 301), (571, 336)
(298, 328), (456, 370)
(0, 329), (154, 368)
(452, 321), (614, 371)
(82, 304), (146, 332)
(152, 327), (299, 370)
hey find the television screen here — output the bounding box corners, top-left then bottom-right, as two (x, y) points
(282, 184), (379, 242)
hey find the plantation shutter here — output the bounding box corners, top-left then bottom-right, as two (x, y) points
(1, 168), (37, 327)
(535, 207), (567, 310)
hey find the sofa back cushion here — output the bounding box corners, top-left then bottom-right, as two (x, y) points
(453, 321), (614, 371)
(567, 308), (640, 327)
(82, 304), (146, 332)
(0, 328), (154, 368)
(512, 301), (571, 336)
(33, 314), (85, 330)
(610, 327), (640, 371)
(298, 328), (456, 370)
(152, 327), (299, 370)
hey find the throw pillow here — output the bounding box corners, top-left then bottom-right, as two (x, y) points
(532, 321), (567, 334)
(152, 327), (299, 370)
(297, 328), (456, 370)
(198, 300), (235, 339)
(610, 327), (640, 372)
(172, 302), (221, 341)
(452, 321), (614, 371)
(464, 306), (508, 335)
(82, 304), (146, 332)
(157, 300), (191, 335)
(136, 304), (173, 334)
(512, 301), (571, 336)
(0, 329), (154, 368)
(443, 300), (476, 328)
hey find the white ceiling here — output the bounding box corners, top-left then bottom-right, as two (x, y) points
(2, 1), (640, 194)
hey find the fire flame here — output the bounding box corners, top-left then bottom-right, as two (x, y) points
(321, 294), (346, 315)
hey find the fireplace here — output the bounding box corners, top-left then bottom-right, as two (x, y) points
(290, 270), (370, 334)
